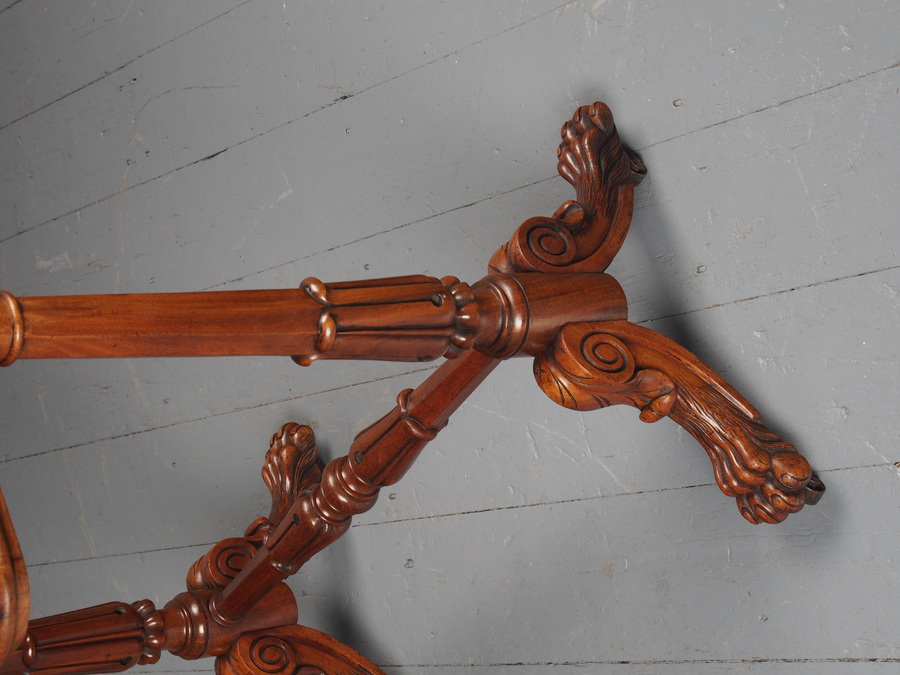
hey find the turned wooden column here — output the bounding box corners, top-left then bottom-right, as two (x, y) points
(0, 273), (625, 365)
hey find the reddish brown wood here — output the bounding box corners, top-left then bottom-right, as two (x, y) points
(0, 274), (625, 366)
(216, 350), (500, 621)
(187, 424), (323, 592)
(160, 585), (297, 661)
(0, 601), (160, 675)
(490, 101), (646, 275)
(470, 273), (626, 358)
(0, 584), (298, 675)
(0, 101), (826, 675)
(216, 625), (386, 675)
(535, 320), (825, 523)
(0, 489), (29, 664)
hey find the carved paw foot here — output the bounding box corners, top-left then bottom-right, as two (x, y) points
(535, 321), (824, 524)
(490, 101), (643, 274)
(557, 101), (645, 213)
(253, 423), (323, 540)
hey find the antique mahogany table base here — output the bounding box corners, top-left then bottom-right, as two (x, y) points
(0, 103), (824, 675)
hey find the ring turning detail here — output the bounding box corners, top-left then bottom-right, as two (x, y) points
(0, 102), (823, 675)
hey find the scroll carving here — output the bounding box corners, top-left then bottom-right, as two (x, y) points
(535, 321), (824, 524)
(491, 101), (646, 275)
(216, 625), (385, 675)
(187, 537), (264, 592)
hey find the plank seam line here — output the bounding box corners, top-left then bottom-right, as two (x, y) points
(638, 264), (900, 325)
(4, 53), (894, 250)
(353, 460), (888, 529)
(0, 0), (24, 18)
(0, 2), (566, 246)
(641, 60), (900, 152)
(0, 1), (253, 134)
(385, 657), (900, 667)
(0, 365), (437, 465)
(26, 540), (216, 569)
(26, 461), (890, 567)
(5, 259), (893, 464)
(199, 177), (558, 291)
(205, 61), (899, 290)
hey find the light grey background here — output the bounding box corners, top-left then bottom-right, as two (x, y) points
(1, 1), (897, 672)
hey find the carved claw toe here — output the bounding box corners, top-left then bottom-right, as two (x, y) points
(677, 406), (814, 524)
(535, 321), (824, 524)
(734, 450), (816, 524)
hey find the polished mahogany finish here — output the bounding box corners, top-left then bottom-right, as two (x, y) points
(0, 273), (625, 365)
(218, 625), (385, 675)
(216, 350), (500, 623)
(0, 490), (28, 666)
(535, 320), (825, 523)
(0, 102), (823, 675)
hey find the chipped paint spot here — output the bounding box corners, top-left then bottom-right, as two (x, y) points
(36, 252), (74, 273)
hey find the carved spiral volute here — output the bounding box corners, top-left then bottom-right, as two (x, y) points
(247, 635), (297, 675)
(521, 215), (580, 268)
(536, 327), (675, 419)
(578, 332), (635, 382)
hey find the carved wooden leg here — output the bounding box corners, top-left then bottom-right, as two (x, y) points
(534, 320), (825, 524)
(0, 584), (299, 675)
(215, 350), (500, 620)
(0, 600), (163, 675)
(216, 625), (385, 675)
